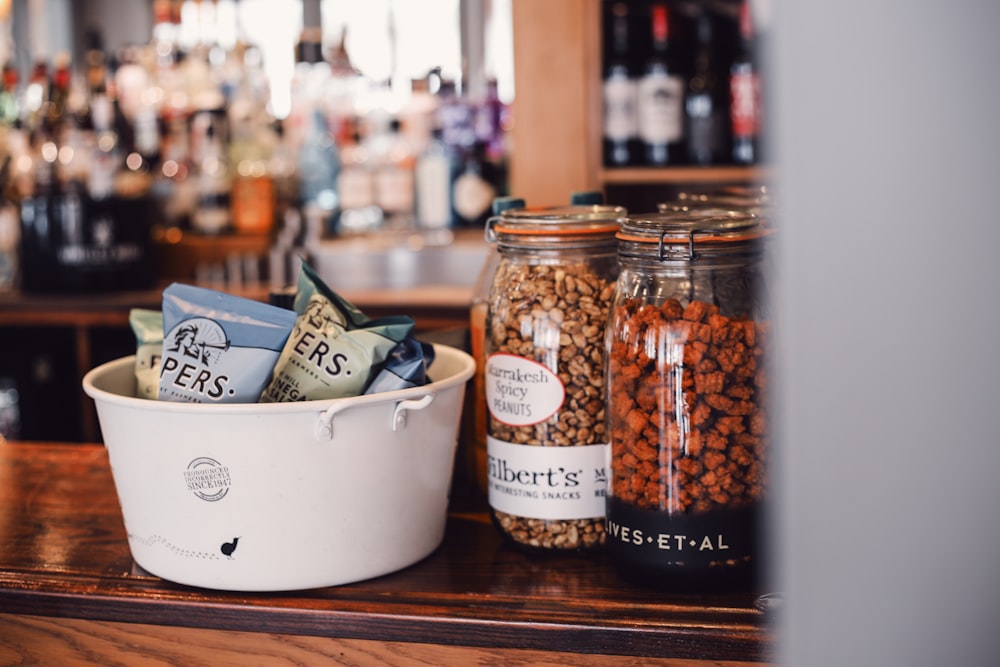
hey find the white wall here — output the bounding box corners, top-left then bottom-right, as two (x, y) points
(70, 0), (152, 58)
(771, 0), (1000, 665)
(27, 0), (71, 59)
(7, 0), (150, 71)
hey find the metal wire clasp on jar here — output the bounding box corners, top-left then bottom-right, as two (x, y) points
(605, 208), (772, 591)
(484, 204), (626, 553)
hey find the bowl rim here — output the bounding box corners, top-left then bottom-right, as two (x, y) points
(83, 342), (475, 415)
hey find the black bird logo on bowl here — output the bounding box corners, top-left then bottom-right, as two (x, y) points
(221, 537), (240, 559)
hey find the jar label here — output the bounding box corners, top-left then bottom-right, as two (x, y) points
(606, 496), (760, 572)
(485, 353), (564, 426)
(487, 436), (609, 520)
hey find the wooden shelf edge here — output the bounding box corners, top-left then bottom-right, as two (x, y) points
(600, 166), (770, 185)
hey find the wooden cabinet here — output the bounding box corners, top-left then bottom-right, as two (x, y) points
(509, 0), (764, 210)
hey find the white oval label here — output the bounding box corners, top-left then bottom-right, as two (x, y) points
(485, 353), (565, 426)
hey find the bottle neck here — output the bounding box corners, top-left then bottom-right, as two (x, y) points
(739, 1), (755, 44)
(610, 4), (630, 58)
(650, 4), (670, 53)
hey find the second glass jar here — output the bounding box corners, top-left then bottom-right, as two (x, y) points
(605, 209), (771, 590)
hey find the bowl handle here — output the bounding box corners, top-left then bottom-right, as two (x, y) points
(314, 403), (348, 441)
(314, 393), (436, 441)
(391, 394), (435, 432)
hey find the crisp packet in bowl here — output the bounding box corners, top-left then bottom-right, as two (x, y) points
(365, 337), (436, 395)
(159, 283), (297, 404)
(260, 263), (416, 402)
(129, 308), (163, 400)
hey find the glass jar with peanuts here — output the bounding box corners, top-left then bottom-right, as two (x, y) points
(484, 203), (625, 553)
(606, 208), (772, 591)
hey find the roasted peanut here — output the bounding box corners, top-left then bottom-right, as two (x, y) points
(487, 258), (614, 550)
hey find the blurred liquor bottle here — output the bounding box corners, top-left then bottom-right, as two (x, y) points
(373, 117), (416, 229)
(296, 107), (340, 233)
(18, 51), (155, 292)
(730, 0), (762, 164)
(229, 108), (276, 235)
(602, 1), (639, 167)
(414, 126), (457, 231)
(437, 79), (475, 156)
(334, 118), (380, 234)
(452, 140), (498, 228)
(191, 112), (232, 235)
(685, 8), (729, 165)
(637, 2), (686, 166)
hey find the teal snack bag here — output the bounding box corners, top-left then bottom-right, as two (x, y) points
(159, 283), (297, 403)
(261, 263), (416, 402)
(129, 308), (163, 400)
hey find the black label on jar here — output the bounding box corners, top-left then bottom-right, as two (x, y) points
(606, 496), (760, 574)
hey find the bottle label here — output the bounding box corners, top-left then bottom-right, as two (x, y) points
(88, 152), (116, 198)
(637, 72), (684, 143)
(485, 353), (564, 426)
(730, 71), (761, 137)
(232, 176), (275, 234)
(193, 203), (230, 235)
(51, 194), (147, 271)
(375, 164), (414, 214)
(415, 153), (452, 228)
(338, 166), (375, 209)
(487, 436), (609, 520)
(686, 93), (726, 162)
(603, 74), (638, 141)
(453, 169), (495, 222)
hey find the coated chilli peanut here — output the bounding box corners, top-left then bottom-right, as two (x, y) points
(608, 297), (768, 515)
(488, 259), (615, 550)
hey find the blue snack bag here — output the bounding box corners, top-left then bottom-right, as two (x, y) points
(159, 283), (297, 403)
(364, 337), (436, 395)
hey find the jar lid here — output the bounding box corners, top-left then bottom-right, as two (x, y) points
(660, 185), (774, 224)
(487, 204), (626, 242)
(658, 196), (770, 225)
(673, 184), (772, 209)
(617, 209), (767, 260)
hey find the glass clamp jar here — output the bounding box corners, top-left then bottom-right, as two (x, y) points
(658, 184), (774, 228)
(470, 197), (526, 496)
(484, 204), (626, 553)
(606, 209), (772, 591)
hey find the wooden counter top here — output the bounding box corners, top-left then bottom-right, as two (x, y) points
(0, 440), (773, 664)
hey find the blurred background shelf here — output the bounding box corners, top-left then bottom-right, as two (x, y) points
(600, 165), (762, 185)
